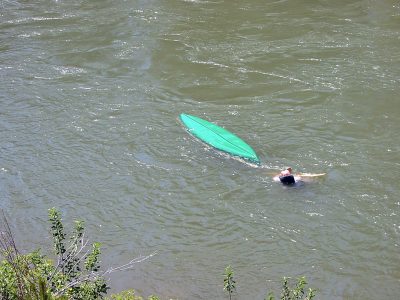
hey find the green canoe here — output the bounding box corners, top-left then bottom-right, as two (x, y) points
(180, 113), (260, 164)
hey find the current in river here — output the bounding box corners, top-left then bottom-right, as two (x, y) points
(1, 1), (399, 299)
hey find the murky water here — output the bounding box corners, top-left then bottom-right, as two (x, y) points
(1, 0), (399, 299)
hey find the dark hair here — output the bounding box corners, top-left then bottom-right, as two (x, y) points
(279, 175), (295, 185)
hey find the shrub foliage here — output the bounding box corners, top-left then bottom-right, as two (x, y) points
(0, 208), (108, 299)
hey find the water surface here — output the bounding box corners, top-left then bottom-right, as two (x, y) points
(1, 0), (399, 299)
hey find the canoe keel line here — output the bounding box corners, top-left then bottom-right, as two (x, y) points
(180, 113), (260, 164)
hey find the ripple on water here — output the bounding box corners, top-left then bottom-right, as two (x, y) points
(1, 0), (400, 299)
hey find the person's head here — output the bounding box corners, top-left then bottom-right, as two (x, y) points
(279, 174), (295, 185)
(286, 167), (292, 173)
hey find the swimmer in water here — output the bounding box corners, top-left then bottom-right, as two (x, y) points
(273, 167), (326, 185)
(273, 167), (297, 185)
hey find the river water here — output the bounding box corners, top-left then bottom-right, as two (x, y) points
(1, 0), (399, 299)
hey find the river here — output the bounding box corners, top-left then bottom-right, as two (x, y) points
(1, 0), (399, 299)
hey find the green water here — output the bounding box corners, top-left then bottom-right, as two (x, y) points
(1, 0), (399, 298)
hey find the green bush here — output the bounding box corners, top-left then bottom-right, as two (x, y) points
(0, 208), (108, 299)
(223, 265), (236, 300)
(266, 276), (316, 300)
(222, 266), (316, 300)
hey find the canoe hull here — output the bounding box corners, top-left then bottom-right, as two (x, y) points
(180, 113), (260, 164)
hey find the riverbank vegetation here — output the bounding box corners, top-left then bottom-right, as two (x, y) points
(1, 209), (316, 299)
(0, 209), (157, 300)
(222, 265), (315, 300)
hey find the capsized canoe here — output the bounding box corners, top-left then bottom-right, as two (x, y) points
(180, 113), (260, 164)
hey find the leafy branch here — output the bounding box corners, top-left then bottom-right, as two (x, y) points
(0, 208), (156, 300)
(223, 265), (236, 300)
(266, 276), (316, 300)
